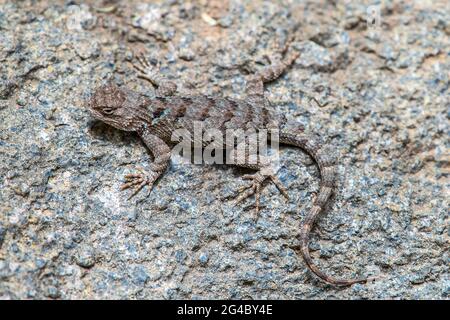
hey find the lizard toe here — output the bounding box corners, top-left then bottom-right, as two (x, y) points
(121, 171), (156, 199)
(234, 171), (289, 216)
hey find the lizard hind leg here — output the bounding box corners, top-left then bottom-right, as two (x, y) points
(245, 37), (300, 103)
(235, 169), (290, 215)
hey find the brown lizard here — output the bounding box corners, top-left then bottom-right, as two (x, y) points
(87, 44), (370, 286)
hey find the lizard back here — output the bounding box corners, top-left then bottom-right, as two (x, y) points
(148, 95), (286, 134)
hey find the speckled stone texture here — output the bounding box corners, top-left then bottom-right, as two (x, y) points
(0, 0), (448, 299)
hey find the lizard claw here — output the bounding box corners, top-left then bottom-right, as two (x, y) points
(136, 53), (153, 68)
(131, 52), (177, 97)
(121, 167), (156, 199)
(235, 178), (262, 214)
(234, 171), (289, 216)
(131, 53), (158, 79)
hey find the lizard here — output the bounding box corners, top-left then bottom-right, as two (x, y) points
(86, 43), (370, 286)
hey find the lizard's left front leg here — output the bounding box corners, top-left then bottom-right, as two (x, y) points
(121, 130), (171, 199)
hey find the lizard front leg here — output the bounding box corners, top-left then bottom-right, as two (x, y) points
(132, 53), (178, 97)
(121, 129), (171, 199)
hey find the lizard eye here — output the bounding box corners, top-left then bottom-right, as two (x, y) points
(102, 107), (114, 115)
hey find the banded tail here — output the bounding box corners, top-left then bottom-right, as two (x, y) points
(280, 131), (368, 286)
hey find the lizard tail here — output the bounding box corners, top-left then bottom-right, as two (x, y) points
(279, 131), (368, 286)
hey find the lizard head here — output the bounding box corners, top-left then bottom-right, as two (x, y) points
(88, 83), (150, 131)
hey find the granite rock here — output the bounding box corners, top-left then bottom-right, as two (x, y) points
(0, 0), (448, 299)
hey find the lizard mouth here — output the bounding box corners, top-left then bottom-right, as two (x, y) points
(86, 98), (103, 120)
(86, 98), (96, 113)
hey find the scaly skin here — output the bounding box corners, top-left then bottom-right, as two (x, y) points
(87, 44), (370, 286)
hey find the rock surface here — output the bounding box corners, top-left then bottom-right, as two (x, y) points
(0, 0), (448, 299)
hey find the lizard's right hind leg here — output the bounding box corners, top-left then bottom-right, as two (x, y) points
(245, 38), (300, 104)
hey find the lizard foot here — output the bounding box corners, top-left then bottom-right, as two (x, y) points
(132, 53), (158, 79)
(235, 170), (289, 215)
(120, 167), (157, 199)
(131, 52), (177, 96)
